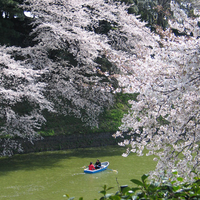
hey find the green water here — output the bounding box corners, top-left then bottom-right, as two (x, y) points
(0, 146), (156, 200)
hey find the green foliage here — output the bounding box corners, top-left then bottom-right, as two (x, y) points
(38, 93), (139, 136)
(0, 0), (34, 46)
(95, 55), (120, 75)
(156, 115), (170, 125)
(99, 185), (115, 200)
(0, 0), (24, 19)
(65, 174), (200, 200)
(87, 93), (138, 132)
(38, 129), (55, 137)
(11, 99), (33, 116)
(117, 0), (171, 30)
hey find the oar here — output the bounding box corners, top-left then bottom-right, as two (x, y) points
(107, 168), (118, 173)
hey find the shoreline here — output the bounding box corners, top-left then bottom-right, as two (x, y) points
(20, 132), (123, 154)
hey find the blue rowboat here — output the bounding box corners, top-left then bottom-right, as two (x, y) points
(84, 161), (109, 174)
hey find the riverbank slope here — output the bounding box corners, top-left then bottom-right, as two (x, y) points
(20, 132), (122, 154)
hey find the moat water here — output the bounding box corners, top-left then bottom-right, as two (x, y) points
(0, 146), (156, 200)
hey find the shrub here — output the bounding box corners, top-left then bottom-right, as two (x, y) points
(64, 173), (200, 200)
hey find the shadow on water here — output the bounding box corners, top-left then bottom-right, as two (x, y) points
(0, 145), (127, 175)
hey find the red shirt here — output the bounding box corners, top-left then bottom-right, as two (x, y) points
(89, 164), (95, 170)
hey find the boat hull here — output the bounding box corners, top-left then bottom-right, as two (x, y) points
(84, 161), (109, 174)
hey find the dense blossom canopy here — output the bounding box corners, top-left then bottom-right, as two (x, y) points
(0, 0), (158, 156)
(112, 23), (200, 181)
(114, 35), (200, 181)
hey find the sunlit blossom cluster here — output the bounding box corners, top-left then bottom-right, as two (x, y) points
(112, 32), (200, 181)
(169, 1), (200, 37)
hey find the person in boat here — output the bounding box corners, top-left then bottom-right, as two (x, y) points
(95, 159), (101, 169)
(88, 162), (95, 170)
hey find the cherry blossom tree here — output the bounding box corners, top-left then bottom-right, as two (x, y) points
(0, 0), (160, 156)
(0, 45), (54, 156)
(112, 25), (200, 181)
(169, 1), (200, 37)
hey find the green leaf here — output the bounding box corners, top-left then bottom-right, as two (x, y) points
(131, 187), (141, 192)
(177, 177), (184, 182)
(171, 180), (176, 185)
(99, 190), (106, 195)
(130, 179), (144, 186)
(121, 186), (131, 194)
(110, 195), (121, 200)
(172, 185), (181, 192)
(195, 179), (200, 184)
(141, 174), (149, 183)
(194, 177), (200, 181)
(172, 171), (178, 175)
(107, 187), (114, 191)
(136, 117), (141, 122)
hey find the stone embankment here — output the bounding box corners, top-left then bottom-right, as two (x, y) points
(21, 132), (123, 153)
